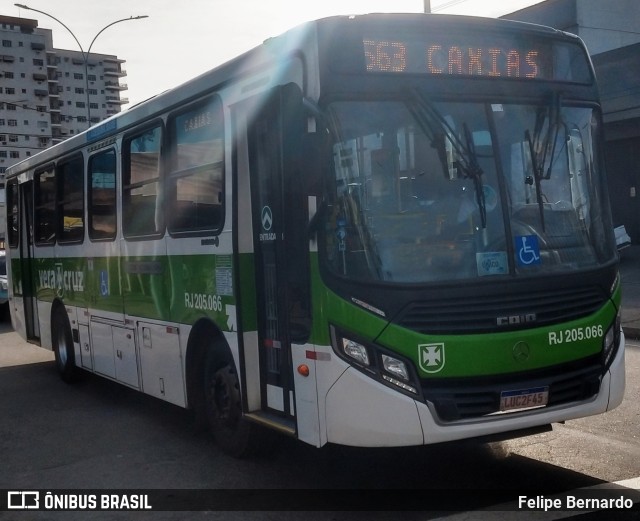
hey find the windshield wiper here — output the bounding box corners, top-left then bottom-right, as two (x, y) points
(524, 93), (562, 232)
(406, 89), (487, 228)
(525, 128), (547, 232)
(462, 122), (486, 228)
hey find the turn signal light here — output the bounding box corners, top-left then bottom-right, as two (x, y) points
(297, 364), (310, 377)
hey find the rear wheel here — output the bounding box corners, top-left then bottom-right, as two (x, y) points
(52, 306), (79, 383)
(204, 354), (259, 458)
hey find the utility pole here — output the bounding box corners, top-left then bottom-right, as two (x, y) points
(424, 1), (431, 13)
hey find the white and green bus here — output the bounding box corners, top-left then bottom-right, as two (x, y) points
(4, 13), (624, 456)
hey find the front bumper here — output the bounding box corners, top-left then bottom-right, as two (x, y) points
(323, 333), (625, 447)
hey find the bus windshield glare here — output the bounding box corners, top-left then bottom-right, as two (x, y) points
(322, 96), (616, 283)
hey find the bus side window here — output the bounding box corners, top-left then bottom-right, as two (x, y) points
(6, 180), (19, 248)
(34, 164), (56, 245)
(57, 155), (85, 244)
(89, 149), (117, 241)
(167, 95), (224, 235)
(123, 125), (163, 238)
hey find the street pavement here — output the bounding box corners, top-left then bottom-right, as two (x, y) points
(0, 317), (52, 366)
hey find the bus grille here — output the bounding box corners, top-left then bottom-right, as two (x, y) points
(423, 360), (602, 422)
(395, 286), (606, 334)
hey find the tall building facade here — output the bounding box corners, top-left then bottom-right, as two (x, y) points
(0, 14), (128, 178)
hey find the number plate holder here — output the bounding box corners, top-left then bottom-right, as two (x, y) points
(500, 386), (549, 412)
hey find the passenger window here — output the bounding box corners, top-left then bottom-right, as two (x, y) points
(123, 125), (163, 238)
(57, 155), (85, 244)
(167, 95), (224, 234)
(6, 180), (19, 248)
(34, 164), (56, 245)
(89, 149), (117, 241)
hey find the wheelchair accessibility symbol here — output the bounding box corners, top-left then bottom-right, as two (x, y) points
(515, 235), (541, 266)
(100, 270), (109, 297)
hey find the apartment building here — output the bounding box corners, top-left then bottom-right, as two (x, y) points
(0, 14), (127, 178)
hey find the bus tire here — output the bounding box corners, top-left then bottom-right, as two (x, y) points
(52, 306), (79, 383)
(204, 355), (257, 458)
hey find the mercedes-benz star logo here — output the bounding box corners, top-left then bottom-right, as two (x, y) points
(512, 341), (530, 362)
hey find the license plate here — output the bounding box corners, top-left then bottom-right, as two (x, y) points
(500, 386), (549, 412)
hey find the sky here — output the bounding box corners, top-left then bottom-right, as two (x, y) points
(8, 0), (545, 107)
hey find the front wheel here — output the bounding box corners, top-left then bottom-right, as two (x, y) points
(204, 356), (259, 458)
(52, 306), (79, 383)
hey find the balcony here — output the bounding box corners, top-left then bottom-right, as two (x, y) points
(51, 128), (64, 141)
(106, 97), (129, 105)
(104, 68), (127, 77)
(105, 81), (128, 91)
(104, 56), (126, 64)
(33, 72), (48, 82)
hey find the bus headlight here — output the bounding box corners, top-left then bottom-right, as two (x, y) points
(381, 354), (417, 394)
(341, 337), (370, 366)
(331, 326), (420, 396)
(602, 312), (621, 369)
(382, 354), (409, 381)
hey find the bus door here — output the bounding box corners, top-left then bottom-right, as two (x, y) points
(18, 180), (40, 341)
(242, 84), (310, 422)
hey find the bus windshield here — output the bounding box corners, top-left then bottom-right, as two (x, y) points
(322, 96), (616, 283)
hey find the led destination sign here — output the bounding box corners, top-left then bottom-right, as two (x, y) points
(362, 34), (590, 83)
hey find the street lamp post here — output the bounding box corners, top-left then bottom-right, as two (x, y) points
(14, 4), (148, 129)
